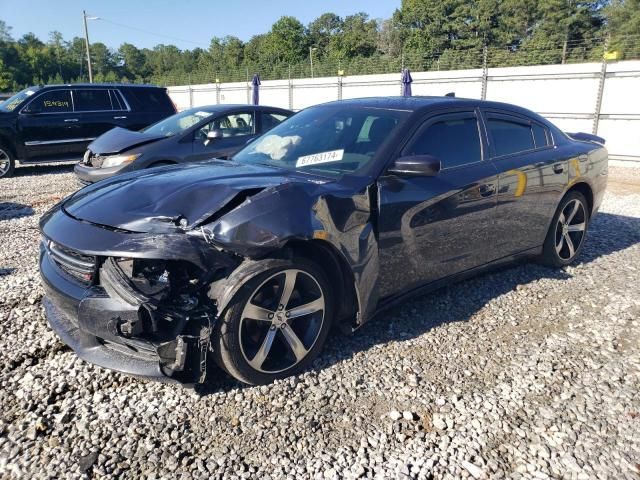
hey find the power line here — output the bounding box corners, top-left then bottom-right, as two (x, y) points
(97, 17), (210, 48)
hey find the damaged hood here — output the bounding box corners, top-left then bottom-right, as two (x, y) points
(63, 160), (329, 233)
(88, 127), (166, 155)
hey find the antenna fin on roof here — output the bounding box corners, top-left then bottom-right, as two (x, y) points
(445, 92), (455, 97)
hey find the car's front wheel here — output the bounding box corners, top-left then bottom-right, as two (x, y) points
(541, 191), (590, 267)
(212, 258), (334, 385)
(0, 144), (15, 179)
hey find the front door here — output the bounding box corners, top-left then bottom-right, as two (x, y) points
(190, 110), (256, 161)
(376, 110), (499, 299)
(18, 89), (81, 161)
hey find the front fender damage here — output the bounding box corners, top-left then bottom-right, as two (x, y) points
(192, 182), (381, 326)
(68, 180), (380, 383)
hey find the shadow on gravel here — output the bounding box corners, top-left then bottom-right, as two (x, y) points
(12, 163), (75, 177)
(0, 202), (35, 220)
(188, 212), (640, 395)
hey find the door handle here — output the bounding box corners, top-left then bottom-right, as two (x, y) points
(478, 183), (496, 197)
(113, 116), (127, 120)
(64, 118), (79, 123)
(553, 163), (564, 174)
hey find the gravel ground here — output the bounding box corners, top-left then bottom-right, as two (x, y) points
(0, 163), (639, 479)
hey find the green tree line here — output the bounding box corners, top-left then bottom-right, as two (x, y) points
(1, 0), (639, 92)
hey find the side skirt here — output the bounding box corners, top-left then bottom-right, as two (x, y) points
(359, 246), (542, 329)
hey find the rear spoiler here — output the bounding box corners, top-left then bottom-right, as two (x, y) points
(566, 132), (605, 145)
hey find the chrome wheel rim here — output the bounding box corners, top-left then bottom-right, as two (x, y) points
(239, 269), (325, 374)
(555, 199), (587, 260)
(0, 149), (10, 176)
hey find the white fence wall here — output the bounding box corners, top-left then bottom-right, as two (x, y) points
(167, 60), (640, 162)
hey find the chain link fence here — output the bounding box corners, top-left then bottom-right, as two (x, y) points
(133, 36), (640, 87)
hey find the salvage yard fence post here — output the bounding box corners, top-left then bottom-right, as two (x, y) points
(592, 37), (610, 135)
(481, 45), (488, 100)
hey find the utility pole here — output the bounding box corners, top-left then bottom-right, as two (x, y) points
(83, 10), (93, 83)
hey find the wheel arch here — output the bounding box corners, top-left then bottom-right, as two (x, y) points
(566, 181), (594, 216)
(283, 239), (360, 332)
(0, 133), (17, 159)
(207, 239), (360, 332)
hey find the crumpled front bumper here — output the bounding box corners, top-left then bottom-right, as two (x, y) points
(40, 248), (197, 383)
(38, 206), (236, 384)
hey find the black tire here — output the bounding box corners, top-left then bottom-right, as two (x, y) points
(540, 191), (590, 267)
(0, 143), (15, 179)
(212, 257), (334, 385)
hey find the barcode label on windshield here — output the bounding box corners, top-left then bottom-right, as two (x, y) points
(296, 149), (344, 167)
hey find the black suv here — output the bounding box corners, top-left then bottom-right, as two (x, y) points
(0, 84), (176, 178)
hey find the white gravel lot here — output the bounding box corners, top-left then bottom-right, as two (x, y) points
(0, 163), (639, 479)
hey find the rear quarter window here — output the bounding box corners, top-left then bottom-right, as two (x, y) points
(122, 88), (174, 113)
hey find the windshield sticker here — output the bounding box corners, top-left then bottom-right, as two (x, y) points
(194, 111), (213, 118)
(296, 149), (344, 167)
(254, 134), (302, 160)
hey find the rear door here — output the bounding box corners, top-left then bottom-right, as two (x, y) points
(18, 89), (81, 160)
(376, 109), (499, 299)
(189, 109), (256, 161)
(483, 110), (568, 257)
(71, 88), (119, 151)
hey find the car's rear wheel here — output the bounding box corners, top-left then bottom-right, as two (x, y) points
(540, 191), (589, 267)
(212, 258), (333, 385)
(0, 144), (15, 179)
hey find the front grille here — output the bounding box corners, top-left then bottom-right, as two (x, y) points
(46, 240), (96, 285)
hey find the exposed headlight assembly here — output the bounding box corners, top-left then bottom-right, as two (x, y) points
(101, 153), (141, 168)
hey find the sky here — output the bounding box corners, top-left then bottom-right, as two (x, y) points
(1, 0), (400, 50)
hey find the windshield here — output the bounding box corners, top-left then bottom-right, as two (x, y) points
(232, 105), (409, 178)
(0, 87), (41, 112)
(142, 108), (215, 137)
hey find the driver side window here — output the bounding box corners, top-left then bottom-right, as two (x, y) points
(198, 112), (254, 141)
(404, 113), (482, 169)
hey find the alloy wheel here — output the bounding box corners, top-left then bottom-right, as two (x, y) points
(0, 149), (10, 177)
(239, 269), (326, 374)
(554, 198), (587, 260)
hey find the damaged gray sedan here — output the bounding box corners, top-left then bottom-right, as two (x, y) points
(39, 97), (607, 385)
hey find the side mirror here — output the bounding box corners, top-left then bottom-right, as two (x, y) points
(204, 129), (223, 146)
(207, 129), (223, 140)
(388, 155), (441, 177)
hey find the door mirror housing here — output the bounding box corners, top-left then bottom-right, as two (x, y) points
(388, 155), (441, 177)
(204, 129), (223, 146)
(207, 129), (223, 140)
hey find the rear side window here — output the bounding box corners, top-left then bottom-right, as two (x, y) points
(25, 90), (72, 113)
(73, 89), (112, 111)
(261, 112), (289, 132)
(488, 118), (535, 157)
(532, 123), (549, 148)
(405, 114), (482, 169)
(123, 88), (174, 112)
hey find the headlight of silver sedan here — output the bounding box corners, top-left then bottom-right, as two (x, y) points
(101, 153), (141, 169)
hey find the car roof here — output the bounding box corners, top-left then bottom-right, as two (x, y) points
(318, 96), (541, 117)
(181, 104), (291, 113)
(40, 83), (164, 89)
